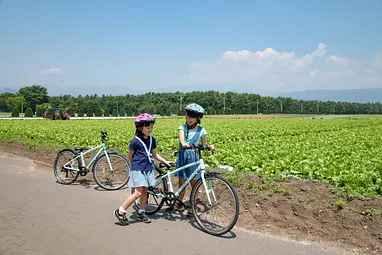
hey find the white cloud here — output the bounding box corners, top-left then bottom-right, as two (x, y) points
(322, 70), (355, 78)
(309, 68), (319, 78)
(215, 43), (326, 71)
(181, 43), (381, 92)
(40, 68), (62, 75)
(364, 53), (382, 84)
(365, 68), (376, 75)
(364, 76), (381, 83)
(327, 55), (348, 64)
(373, 53), (382, 71)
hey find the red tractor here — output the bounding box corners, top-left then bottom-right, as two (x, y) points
(43, 103), (77, 120)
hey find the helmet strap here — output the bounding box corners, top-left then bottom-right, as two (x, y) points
(185, 122), (198, 139)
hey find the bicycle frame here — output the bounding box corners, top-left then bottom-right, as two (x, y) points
(63, 143), (113, 172)
(153, 157), (217, 206)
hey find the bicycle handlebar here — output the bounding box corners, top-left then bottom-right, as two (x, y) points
(184, 143), (214, 151)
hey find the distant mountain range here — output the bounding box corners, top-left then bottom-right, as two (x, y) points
(1, 86), (381, 103)
(276, 88), (382, 103)
(0, 87), (16, 93)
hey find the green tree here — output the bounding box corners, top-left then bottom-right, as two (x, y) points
(0, 93), (15, 112)
(11, 107), (20, 117)
(86, 109), (94, 117)
(77, 107), (84, 117)
(6, 95), (26, 112)
(95, 108), (103, 117)
(103, 107), (111, 117)
(18, 85), (49, 111)
(119, 108), (126, 116)
(36, 103), (51, 117)
(24, 108), (34, 117)
(112, 108), (118, 117)
(67, 108), (76, 117)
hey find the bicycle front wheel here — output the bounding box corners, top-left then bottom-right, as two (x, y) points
(132, 167), (168, 215)
(190, 174), (240, 236)
(93, 152), (130, 190)
(53, 149), (80, 185)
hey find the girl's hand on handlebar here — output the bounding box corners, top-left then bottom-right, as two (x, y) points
(163, 160), (175, 167)
(208, 145), (216, 152)
(182, 143), (191, 148)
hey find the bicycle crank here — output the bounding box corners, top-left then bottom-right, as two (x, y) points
(164, 192), (177, 207)
(79, 167), (89, 176)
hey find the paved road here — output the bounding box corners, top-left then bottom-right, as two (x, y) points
(0, 154), (348, 255)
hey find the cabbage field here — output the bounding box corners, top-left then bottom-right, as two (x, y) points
(1, 117), (381, 197)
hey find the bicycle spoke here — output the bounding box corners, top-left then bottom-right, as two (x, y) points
(53, 149), (80, 185)
(93, 153), (130, 190)
(192, 175), (239, 236)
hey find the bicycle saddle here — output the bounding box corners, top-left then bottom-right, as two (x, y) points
(74, 147), (89, 152)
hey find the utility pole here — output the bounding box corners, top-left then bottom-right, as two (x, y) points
(317, 103), (319, 113)
(223, 96), (226, 114)
(256, 99), (259, 114)
(280, 100), (283, 113)
(180, 96), (183, 111)
(21, 101), (23, 113)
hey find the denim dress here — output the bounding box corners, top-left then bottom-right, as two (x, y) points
(175, 125), (203, 180)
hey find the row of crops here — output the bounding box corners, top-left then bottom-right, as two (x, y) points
(0, 117), (381, 197)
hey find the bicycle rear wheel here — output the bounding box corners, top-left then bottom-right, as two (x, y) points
(190, 173), (239, 236)
(132, 167), (168, 215)
(93, 152), (130, 190)
(53, 149), (80, 185)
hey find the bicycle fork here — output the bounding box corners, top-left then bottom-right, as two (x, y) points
(201, 170), (217, 206)
(103, 151), (114, 172)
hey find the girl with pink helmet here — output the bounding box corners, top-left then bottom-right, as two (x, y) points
(113, 113), (173, 225)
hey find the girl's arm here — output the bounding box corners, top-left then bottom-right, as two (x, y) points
(127, 150), (134, 166)
(152, 148), (174, 166)
(179, 129), (190, 148)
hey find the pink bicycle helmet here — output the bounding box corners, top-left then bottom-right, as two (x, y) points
(134, 113), (155, 127)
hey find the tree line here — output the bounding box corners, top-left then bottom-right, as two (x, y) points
(1, 85), (382, 117)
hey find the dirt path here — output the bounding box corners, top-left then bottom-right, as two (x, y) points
(0, 142), (381, 254)
(0, 153), (349, 255)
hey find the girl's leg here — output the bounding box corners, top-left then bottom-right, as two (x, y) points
(179, 178), (198, 200)
(135, 186), (151, 223)
(178, 178), (186, 201)
(138, 187), (148, 211)
(121, 187), (144, 210)
(114, 187), (144, 225)
(190, 179), (198, 188)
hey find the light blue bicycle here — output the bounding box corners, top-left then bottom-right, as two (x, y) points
(53, 131), (130, 190)
(132, 144), (239, 236)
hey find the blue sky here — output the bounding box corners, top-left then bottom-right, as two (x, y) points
(0, 0), (381, 96)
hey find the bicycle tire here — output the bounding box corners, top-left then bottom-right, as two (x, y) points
(93, 152), (130, 191)
(132, 166), (168, 215)
(53, 148), (80, 185)
(190, 173), (240, 236)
